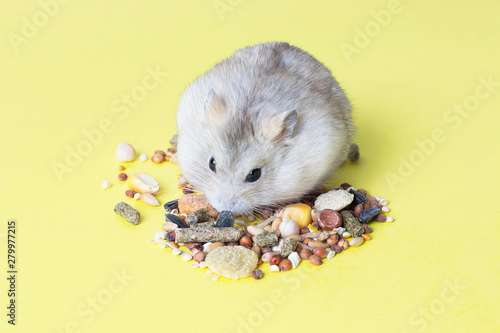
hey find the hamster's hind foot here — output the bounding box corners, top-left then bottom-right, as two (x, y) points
(347, 143), (360, 162)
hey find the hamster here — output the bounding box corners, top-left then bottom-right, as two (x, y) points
(176, 42), (357, 216)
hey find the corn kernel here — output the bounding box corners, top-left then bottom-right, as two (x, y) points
(280, 203), (312, 228)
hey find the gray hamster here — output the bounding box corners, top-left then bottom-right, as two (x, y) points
(176, 42), (357, 215)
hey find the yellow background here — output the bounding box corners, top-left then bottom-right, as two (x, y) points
(1, 0), (499, 332)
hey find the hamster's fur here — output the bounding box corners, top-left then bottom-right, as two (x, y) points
(176, 42), (355, 215)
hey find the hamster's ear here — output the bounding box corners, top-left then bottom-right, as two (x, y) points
(262, 110), (298, 143)
(204, 88), (226, 126)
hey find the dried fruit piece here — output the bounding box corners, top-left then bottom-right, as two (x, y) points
(314, 189), (354, 211)
(205, 246), (258, 280)
(253, 231), (278, 247)
(114, 202), (140, 225)
(118, 173), (128, 181)
(358, 207), (381, 223)
(178, 194), (218, 218)
(174, 227), (243, 243)
(318, 209), (343, 230)
(127, 173), (160, 194)
(215, 210), (235, 227)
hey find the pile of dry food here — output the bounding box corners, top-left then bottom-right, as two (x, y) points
(151, 182), (393, 281)
(106, 140), (394, 281)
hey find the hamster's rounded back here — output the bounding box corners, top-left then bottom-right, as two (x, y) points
(176, 42), (354, 215)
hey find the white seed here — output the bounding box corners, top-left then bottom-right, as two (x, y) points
(288, 252), (301, 268)
(272, 245), (281, 252)
(134, 192), (141, 200)
(150, 238), (158, 244)
(337, 227), (346, 235)
(203, 242), (212, 252)
(375, 196), (382, 202)
(342, 231), (352, 239)
(182, 253), (193, 261)
(199, 261), (207, 268)
(270, 265), (279, 272)
(169, 154), (178, 164)
(349, 237), (365, 247)
(102, 180), (111, 189)
(327, 250), (336, 259)
(381, 206), (390, 212)
(139, 153), (147, 162)
(211, 275), (219, 282)
(234, 219), (249, 228)
(247, 225), (265, 236)
(127, 173), (160, 194)
(172, 248), (181, 255)
(261, 251), (280, 262)
(386, 216), (394, 222)
(191, 262), (199, 268)
(155, 231), (167, 239)
(157, 239), (167, 248)
(380, 198), (388, 206)
(115, 142), (136, 162)
(162, 222), (178, 232)
(140, 193), (160, 206)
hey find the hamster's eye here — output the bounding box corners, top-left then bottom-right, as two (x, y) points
(246, 168), (261, 182)
(209, 157), (216, 173)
